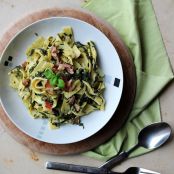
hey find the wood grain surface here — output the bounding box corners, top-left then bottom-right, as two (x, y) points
(0, 8), (136, 155)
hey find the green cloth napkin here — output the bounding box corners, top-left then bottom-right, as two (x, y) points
(82, 0), (174, 161)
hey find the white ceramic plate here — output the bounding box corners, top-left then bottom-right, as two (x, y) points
(0, 17), (123, 144)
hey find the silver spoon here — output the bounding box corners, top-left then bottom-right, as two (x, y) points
(100, 122), (172, 169)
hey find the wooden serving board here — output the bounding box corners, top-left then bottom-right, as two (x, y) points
(0, 8), (136, 155)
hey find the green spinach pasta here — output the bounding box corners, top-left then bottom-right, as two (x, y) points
(8, 27), (105, 129)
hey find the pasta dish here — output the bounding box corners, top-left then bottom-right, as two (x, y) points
(8, 27), (105, 129)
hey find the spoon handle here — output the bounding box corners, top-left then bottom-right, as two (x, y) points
(100, 152), (128, 169)
(100, 144), (139, 169)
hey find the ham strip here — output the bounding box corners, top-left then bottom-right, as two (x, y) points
(57, 64), (74, 74)
(51, 46), (58, 59)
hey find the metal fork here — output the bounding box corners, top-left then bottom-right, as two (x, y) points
(46, 161), (160, 174)
(108, 167), (160, 174)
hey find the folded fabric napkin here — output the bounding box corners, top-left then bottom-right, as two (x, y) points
(82, 0), (174, 161)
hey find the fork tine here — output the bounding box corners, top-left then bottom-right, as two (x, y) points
(140, 168), (160, 174)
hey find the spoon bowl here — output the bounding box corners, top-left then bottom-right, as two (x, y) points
(138, 122), (172, 149)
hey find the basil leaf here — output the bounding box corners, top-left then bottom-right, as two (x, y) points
(58, 79), (65, 89)
(50, 76), (58, 86)
(44, 69), (54, 79)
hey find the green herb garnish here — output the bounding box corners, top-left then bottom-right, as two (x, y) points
(57, 79), (65, 89)
(50, 76), (58, 86)
(44, 69), (54, 79)
(44, 69), (65, 89)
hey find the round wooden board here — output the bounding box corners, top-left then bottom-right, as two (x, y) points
(0, 8), (136, 155)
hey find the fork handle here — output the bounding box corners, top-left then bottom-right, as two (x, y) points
(46, 161), (109, 174)
(100, 152), (128, 169)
